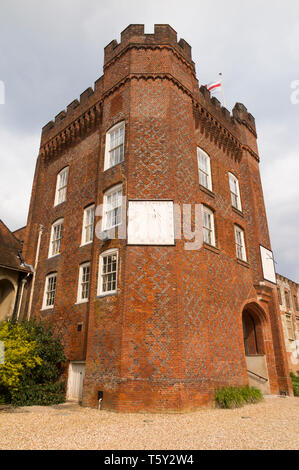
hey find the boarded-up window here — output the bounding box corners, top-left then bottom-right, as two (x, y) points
(127, 201), (175, 246)
(260, 246), (276, 284)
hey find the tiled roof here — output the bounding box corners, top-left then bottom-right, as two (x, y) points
(0, 220), (31, 272)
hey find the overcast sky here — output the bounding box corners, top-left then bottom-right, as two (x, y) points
(0, 0), (298, 281)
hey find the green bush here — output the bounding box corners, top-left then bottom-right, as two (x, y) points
(215, 386), (263, 409)
(290, 373), (299, 397)
(0, 386), (9, 404)
(11, 382), (65, 406)
(0, 319), (66, 406)
(0, 321), (42, 399)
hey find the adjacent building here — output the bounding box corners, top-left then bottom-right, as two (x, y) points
(277, 274), (299, 375)
(0, 220), (31, 323)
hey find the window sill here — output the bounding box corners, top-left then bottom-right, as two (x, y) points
(203, 243), (220, 254)
(75, 300), (89, 305)
(237, 258), (250, 268)
(53, 201), (66, 208)
(232, 206), (244, 217)
(199, 185), (215, 198)
(96, 291), (118, 298)
(103, 160), (124, 173)
(79, 241), (93, 248)
(48, 254), (61, 260)
(40, 306), (54, 312)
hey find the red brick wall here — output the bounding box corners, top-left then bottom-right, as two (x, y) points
(23, 24), (293, 412)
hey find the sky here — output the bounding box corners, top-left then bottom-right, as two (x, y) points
(0, 0), (298, 281)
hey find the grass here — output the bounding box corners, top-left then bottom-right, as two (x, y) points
(290, 373), (299, 397)
(215, 386), (263, 409)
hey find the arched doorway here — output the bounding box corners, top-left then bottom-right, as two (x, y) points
(242, 304), (270, 394)
(0, 279), (15, 322)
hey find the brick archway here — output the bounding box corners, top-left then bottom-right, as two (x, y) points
(242, 302), (270, 393)
(242, 303), (266, 356)
(0, 278), (16, 321)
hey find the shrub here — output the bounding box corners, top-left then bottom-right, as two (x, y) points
(0, 321), (42, 400)
(19, 319), (65, 385)
(0, 319), (66, 406)
(215, 386), (263, 409)
(11, 382), (65, 406)
(290, 373), (299, 397)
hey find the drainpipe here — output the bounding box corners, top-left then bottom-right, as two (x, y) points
(27, 224), (43, 320)
(11, 275), (22, 322)
(16, 275), (30, 321)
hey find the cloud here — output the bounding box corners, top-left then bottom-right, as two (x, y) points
(0, 127), (40, 229)
(0, 0), (298, 280)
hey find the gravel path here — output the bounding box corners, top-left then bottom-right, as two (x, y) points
(0, 396), (298, 450)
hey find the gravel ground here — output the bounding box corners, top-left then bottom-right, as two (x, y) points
(0, 396), (298, 450)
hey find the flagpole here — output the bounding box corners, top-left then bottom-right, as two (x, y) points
(219, 72), (227, 108)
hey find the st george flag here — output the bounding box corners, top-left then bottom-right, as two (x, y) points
(205, 79), (222, 96)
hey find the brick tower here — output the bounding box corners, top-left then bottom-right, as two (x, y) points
(22, 25), (293, 412)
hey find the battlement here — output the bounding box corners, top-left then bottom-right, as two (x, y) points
(232, 102), (256, 135)
(41, 76), (104, 144)
(197, 85), (257, 143)
(41, 25), (257, 151)
(198, 85), (237, 134)
(104, 24), (193, 66)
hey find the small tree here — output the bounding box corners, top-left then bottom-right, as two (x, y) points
(0, 321), (42, 402)
(0, 319), (66, 406)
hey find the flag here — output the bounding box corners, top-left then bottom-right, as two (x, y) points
(205, 80), (222, 95)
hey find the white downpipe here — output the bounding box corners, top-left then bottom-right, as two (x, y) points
(27, 225), (43, 320)
(16, 277), (28, 321)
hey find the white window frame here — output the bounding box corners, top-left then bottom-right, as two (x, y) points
(42, 273), (57, 310)
(229, 172), (242, 211)
(104, 121), (125, 171)
(234, 225), (247, 261)
(98, 249), (118, 296)
(48, 218), (64, 258)
(202, 205), (216, 246)
(76, 262), (91, 303)
(102, 184), (123, 231)
(197, 147), (212, 191)
(54, 167), (69, 206)
(81, 204), (95, 246)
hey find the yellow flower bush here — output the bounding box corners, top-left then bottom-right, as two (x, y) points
(0, 321), (42, 397)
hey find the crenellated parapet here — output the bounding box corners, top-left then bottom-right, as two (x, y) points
(40, 76), (104, 152)
(39, 24), (258, 164)
(104, 24), (195, 71)
(40, 82), (103, 161)
(232, 102), (256, 137)
(194, 85), (243, 161)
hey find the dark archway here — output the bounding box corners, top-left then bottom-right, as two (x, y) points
(242, 305), (265, 356)
(242, 303), (269, 393)
(0, 279), (15, 321)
